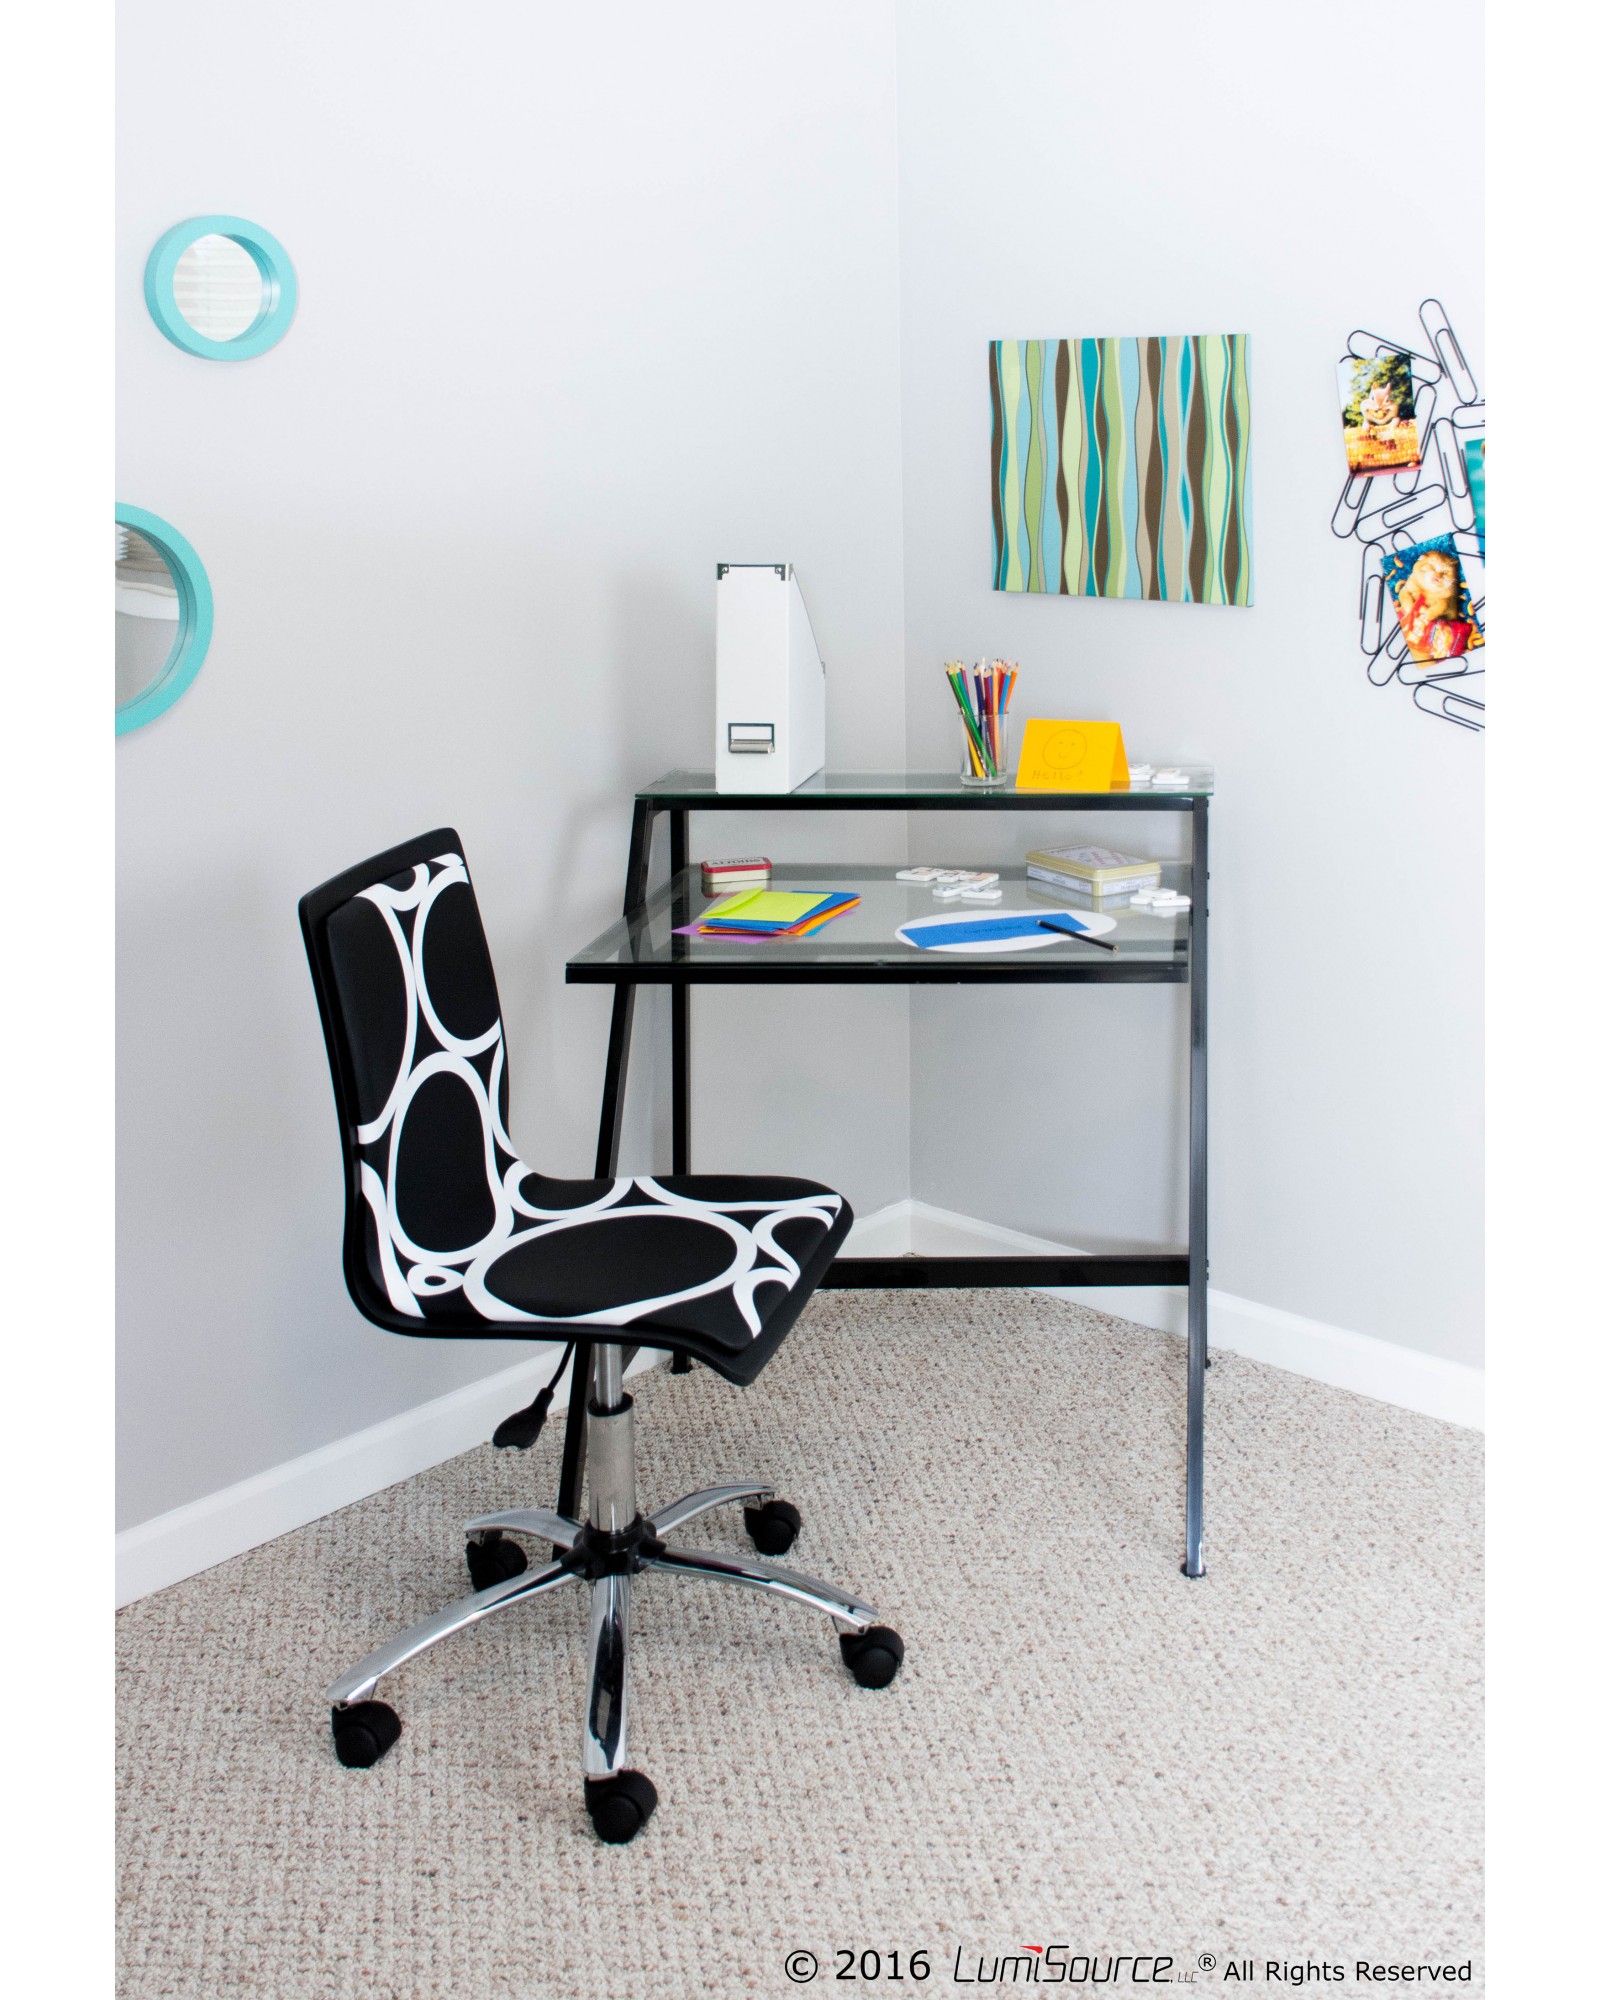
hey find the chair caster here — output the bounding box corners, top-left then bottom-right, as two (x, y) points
(840, 1625), (904, 1689)
(330, 1700), (402, 1768)
(744, 1498), (802, 1556)
(466, 1529), (530, 1591)
(584, 1770), (658, 1844)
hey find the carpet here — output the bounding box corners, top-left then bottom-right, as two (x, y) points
(116, 1290), (1483, 1997)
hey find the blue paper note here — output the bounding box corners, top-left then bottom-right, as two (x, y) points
(903, 914), (1084, 949)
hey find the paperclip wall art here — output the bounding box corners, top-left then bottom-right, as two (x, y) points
(989, 335), (1254, 605)
(1331, 298), (1485, 732)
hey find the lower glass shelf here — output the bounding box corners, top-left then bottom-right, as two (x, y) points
(566, 864), (1194, 985)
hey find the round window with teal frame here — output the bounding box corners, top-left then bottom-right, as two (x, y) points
(144, 216), (298, 361)
(115, 505), (214, 735)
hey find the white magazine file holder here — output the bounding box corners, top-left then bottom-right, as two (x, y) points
(714, 563), (826, 794)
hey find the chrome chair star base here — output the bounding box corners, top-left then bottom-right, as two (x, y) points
(326, 1344), (904, 1844)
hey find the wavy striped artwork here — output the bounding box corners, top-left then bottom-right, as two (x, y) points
(990, 335), (1253, 605)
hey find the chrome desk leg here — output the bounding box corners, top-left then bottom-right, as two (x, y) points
(582, 1572), (632, 1779)
(646, 1483), (773, 1539)
(326, 1561), (577, 1708)
(644, 1543), (876, 1633)
(465, 1506), (583, 1548)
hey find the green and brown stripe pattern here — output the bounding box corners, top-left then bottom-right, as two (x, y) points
(990, 335), (1253, 605)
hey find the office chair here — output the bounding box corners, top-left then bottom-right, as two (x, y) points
(299, 830), (903, 1843)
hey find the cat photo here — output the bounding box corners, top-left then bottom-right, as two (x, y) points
(1339, 352), (1423, 475)
(1381, 535), (1485, 667)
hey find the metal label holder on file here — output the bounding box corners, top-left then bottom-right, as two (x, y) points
(726, 723), (775, 755)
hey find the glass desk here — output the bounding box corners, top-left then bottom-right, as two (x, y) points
(561, 772), (1212, 1578)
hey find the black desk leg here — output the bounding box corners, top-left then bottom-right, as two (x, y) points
(595, 987), (638, 1179)
(671, 991), (691, 1172)
(668, 811), (692, 1370)
(670, 810), (690, 1174)
(669, 808), (687, 899)
(592, 799), (655, 1182)
(1184, 798), (1209, 1580)
(559, 801), (656, 1522)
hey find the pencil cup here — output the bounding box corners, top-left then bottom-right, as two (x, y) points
(958, 712), (1009, 788)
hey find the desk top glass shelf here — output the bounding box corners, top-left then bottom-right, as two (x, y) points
(633, 768), (1214, 808)
(568, 863), (1193, 985)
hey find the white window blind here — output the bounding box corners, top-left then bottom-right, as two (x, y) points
(116, 527), (178, 621)
(171, 234), (264, 343)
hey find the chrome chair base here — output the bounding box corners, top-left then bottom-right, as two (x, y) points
(325, 1481), (876, 1714)
(324, 1344), (900, 1840)
(324, 1480), (892, 1835)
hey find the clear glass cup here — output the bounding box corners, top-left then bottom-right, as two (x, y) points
(958, 711), (1009, 788)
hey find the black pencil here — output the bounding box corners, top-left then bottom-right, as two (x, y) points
(1036, 917), (1118, 952)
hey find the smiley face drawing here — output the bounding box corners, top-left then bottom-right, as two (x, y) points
(1038, 724), (1089, 775)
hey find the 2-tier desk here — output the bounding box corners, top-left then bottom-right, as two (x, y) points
(562, 770), (1213, 1578)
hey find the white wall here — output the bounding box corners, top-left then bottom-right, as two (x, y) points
(895, 0), (1483, 1365)
(118, 0), (1485, 1549)
(116, 0), (909, 1529)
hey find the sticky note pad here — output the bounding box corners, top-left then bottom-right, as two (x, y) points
(1015, 720), (1130, 792)
(699, 890), (835, 932)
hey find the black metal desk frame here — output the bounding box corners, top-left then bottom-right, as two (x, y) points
(559, 775), (1210, 1579)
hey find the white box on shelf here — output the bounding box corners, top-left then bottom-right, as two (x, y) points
(714, 563), (826, 794)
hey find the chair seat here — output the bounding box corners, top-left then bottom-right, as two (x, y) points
(369, 1168), (851, 1385)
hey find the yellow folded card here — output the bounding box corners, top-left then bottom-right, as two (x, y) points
(703, 890), (830, 924)
(1015, 719), (1130, 792)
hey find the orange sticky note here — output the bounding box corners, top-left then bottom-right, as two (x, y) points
(1015, 720), (1131, 792)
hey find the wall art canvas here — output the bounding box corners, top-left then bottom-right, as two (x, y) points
(990, 334), (1253, 605)
(1339, 352), (1423, 475)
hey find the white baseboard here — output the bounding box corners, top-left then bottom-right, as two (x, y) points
(845, 1200), (1484, 1432)
(118, 1206), (1481, 1608)
(115, 1345), (665, 1609)
(845, 1196), (917, 1255)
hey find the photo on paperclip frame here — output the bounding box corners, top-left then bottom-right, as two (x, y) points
(1338, 352), (1423, 475)
(1381, 535), (1485, 668)
(1463, 437), (1485, 536)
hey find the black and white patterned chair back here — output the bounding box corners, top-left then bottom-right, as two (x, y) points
(319, 842), (513, 1325)
(300, 830), (849, 1366)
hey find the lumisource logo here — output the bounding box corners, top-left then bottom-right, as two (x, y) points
(952, 1948), (1178, 1984)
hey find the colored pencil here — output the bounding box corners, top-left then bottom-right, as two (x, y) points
(946, 664), (989, 778)
(944, 657), (1019, 781)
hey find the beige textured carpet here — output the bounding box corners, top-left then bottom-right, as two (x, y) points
(117, 1292), (1483, 1998)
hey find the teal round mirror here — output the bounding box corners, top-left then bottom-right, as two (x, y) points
(116, 504), (213, 734)
(144, 216), (297, 360)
